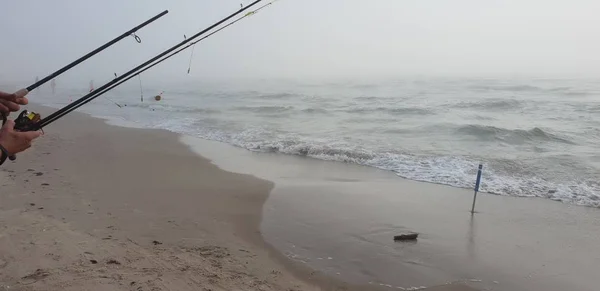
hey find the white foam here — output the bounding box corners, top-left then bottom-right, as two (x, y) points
(174, 127), (600, 208)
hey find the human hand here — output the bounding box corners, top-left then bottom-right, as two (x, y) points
(0, 119), (42, 156)
(0, 90), (29, 115)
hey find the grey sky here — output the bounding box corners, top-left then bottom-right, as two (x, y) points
(1, 0), (598, 86)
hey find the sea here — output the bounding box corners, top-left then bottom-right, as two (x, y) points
(37, 77), (600, 208)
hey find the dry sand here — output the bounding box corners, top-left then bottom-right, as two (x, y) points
(0, 106), (331, 291)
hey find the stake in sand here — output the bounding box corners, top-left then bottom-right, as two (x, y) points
(471, 164), (483, 214)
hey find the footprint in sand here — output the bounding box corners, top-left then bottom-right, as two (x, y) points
(20, 269), (50, 284)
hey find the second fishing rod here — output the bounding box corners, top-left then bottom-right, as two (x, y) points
(87, 0), (279, 107)
(32, 0), (264, 130)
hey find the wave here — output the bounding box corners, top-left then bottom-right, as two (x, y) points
(472, 115), (496, 121)
(452, 99), (523, 110)
(353, 96), (380, 101)
(345, 107), (434, 115)
(256, 92), (298, 99)
(471, 85), (542, 92)
(344, 117), (399, 124)
(547, 86), (572, 92)
(302, 108), (329, 114)
(470, 84), (592, 96)
(563, 91), (589, 96)
(353, 96), (398, 101)
(122, 103), (221, 114)
(455, 124), (576, 145)
(382, 128), (414, 134)
(351, 83), (377, 89)
(234, 105), (294, 113)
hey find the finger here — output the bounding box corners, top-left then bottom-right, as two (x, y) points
(15, 96), (29, 105)
(19, 130), (43, 140)
(0, 100), (20, 112)
(0, 92), (27, 105)
(0, 92), (17, 102)
(2, 119), (15, 131)
(0, 91), (13, 99)
(0, 103), (8, 114)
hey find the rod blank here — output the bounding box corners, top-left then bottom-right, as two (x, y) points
(27, 10), (169, 92)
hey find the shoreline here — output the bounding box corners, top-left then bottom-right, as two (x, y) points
(33, 99), (600, 211)
(3, 104), (597, 290)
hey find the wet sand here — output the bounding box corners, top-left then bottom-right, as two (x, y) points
(183, 136), (600, 291)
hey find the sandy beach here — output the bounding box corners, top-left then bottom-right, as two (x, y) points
(0, 105), (331, 291)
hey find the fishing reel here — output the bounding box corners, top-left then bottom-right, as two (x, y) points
(1, 110), (42, 132)
(1, 110), (42, 161)
(15, 110), (42, 132)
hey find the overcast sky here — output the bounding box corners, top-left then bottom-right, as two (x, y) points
(0, 0), (598, 86)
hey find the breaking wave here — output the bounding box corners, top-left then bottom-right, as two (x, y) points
(302, 108), (329, 114)
(345, 107), (434, 115)
(234, 105), (295, 113)
(255, 92), (299, 99)
(471, 84), (542, 92)
(123, 103), (221, 114)
(453, 99), (523, 110)
(455, 125), (576, 145)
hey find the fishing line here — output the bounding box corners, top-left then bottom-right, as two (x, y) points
(187, 44), (196, 74)
(185, 0), (278, 75)
(104, 96), (123, 108)
(138, 74), (144, 102)
(91, 78), (123, 108)
(87, 0), (279, 105)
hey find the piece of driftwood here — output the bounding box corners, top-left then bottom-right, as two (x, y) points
(394, 233), (418, 241)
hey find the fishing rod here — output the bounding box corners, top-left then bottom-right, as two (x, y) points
(81, 0), (279, 108)
(31, 0), (263, 131)
(4, 10), (168, 104)
(1, 10), (168, 161)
